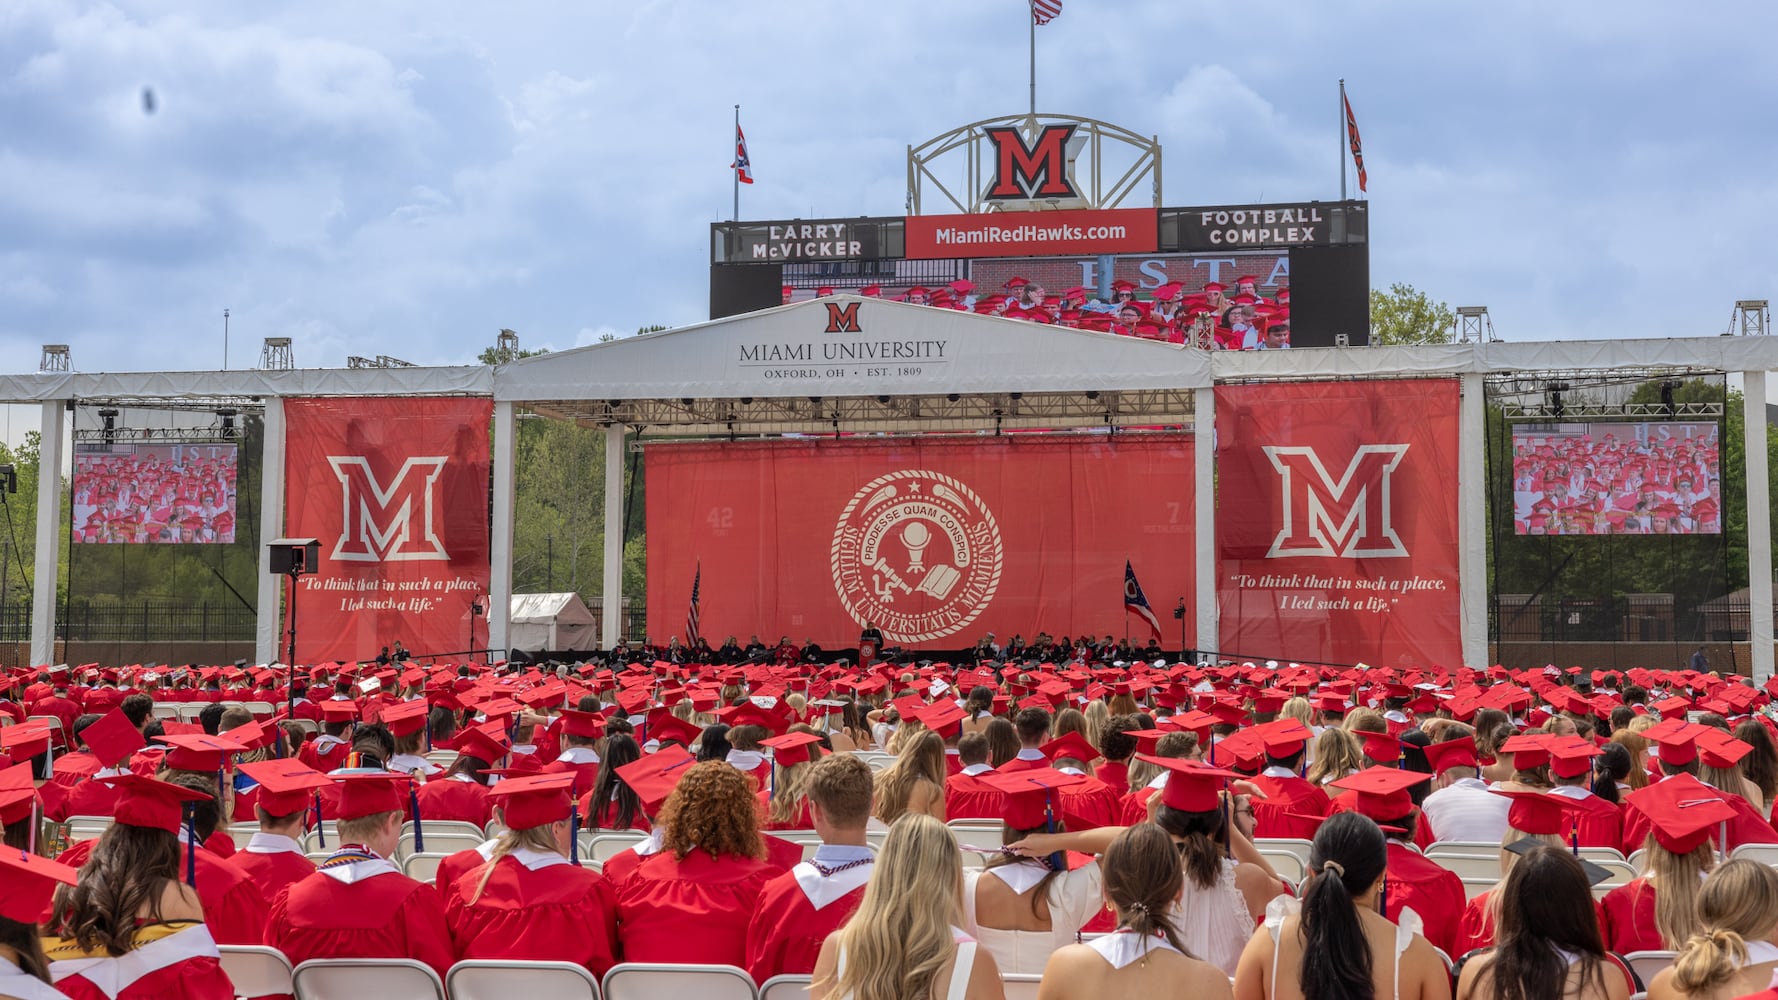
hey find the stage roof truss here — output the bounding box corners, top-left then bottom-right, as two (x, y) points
(1498, 400), (1725, 421)
(525, 387), (1195, 436)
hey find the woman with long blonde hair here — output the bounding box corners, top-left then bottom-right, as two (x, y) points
(811, 814), (1004, 1000)
(875, 731), (947, 824)
(1602, 778), (1727, 953)
(444, 772), (619, 977)
(1306, 728), (1363, 787)
(1649, 860), (1778, 1000)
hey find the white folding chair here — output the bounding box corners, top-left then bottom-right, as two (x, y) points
(602, 963), (758, 1000)
(1427, 853), (1503, 881)
(448, 959), (600, 1000)
(402, 852), (452, 884)
(1623, 951), (1678, 988)
(405, 819), (484, 840)
(757, 974), (811, 1000)
(1258, 848), (1307, 883)
(227, 822), (261, 850)
(425, 750), (460, 767)
(1424, 841), (1498, 857)
(244, 701), (277, 719)
(1732, 843), (1778, 866)
(1002, 973), (1042, 1000)
(65, 815), (112, 843)
(589, 832), (649, 863)
(305, 851), (334, 866)
(1593, 858), (1638, 892)
(218, 945), (294, 999)
(396, 830), (485, 861)
(946, 821), (1006, 847)
(291, 958), (445, 1000)
(1627, 848), (1647, 873)
(1577, 845), (1627, 863)
(1254, 838), (1314, 864)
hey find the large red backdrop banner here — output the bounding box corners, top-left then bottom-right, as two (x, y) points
(1215, 380), (1462, 668)
(284, 398), (493, 663)
(645, 436), (1194, 649)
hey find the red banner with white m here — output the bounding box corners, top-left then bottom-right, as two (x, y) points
(1215, 380), (1461, 668)
(283, 398), (492, 663)
(645, 436), (1193, 650)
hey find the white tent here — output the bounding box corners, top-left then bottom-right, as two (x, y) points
(508, 592), (598, 652)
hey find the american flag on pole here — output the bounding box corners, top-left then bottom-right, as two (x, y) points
(732, 125), (753, 184)
(685, 563), (702, 644)
(1030, 0), (1062, 25)
(1123, 560), (1163, 640)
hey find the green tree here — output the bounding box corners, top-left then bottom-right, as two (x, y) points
(1369, 283), (1455, 346)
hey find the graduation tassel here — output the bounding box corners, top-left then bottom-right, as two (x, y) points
(183, 803), (198, 888)
(1378, 873), (1387, 916)
(409, 784), (424, 853)
(314, 793), (325, 850)
(569, 786), (582, 866)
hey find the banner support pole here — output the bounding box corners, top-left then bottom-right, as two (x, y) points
(1339, 79), (1347, 203)
(489, 400), (517, 659)
(28, 401), (65, 667)
(1459, 372), (1488, 669)
(1194, 387), (1218, 664)
(1745, 373), (1774, 683)
(254, 398), (286, 665)
(1028, 13), (1036, 118)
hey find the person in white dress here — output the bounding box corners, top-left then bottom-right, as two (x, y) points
(1036, 823), (1233, 1000)
(1647, 859), (1778, 1000)
(810, 813), (1003, 1000)
(962, 770), (1103, 975)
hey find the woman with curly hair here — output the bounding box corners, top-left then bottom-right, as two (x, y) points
(613, 760), (786, 967)
(811, 813), (1003, 1000)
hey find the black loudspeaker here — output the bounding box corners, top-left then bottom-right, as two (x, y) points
(268, 538), (320, 575)
(1287, 244), (1371, 348)
(710, 264), (786, 319)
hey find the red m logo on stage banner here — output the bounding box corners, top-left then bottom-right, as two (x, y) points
(983, 124), (1078, 200)
(1263, 445), (1410, 558)
(326, 456), (451, 562)
(824, 301), (862, 333)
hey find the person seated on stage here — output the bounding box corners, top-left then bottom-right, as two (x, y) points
(746, 753), (877, 983)
(1234, 811), (1450, 1000)
(444, 773), (620, 979)
(944, 733), (1001, 820)
(1037, 823), (1235, 1000)
(263, 773), (453, 981)
(873, 731), (946, 825)
(0, 848), (77, 999)
(1456, 845), (1626, 1000)
(1603, 773), (1731, 954)
(760, 731), (825, 831)
(232, 759), (332, 907)
(810, 813), (1003, 1000)
(44, 775), (236, 1000)
(613, 760), (785, 967)
(1647, 860), (1778, 1000)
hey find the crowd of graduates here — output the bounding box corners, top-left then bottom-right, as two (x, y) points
(5, 654), (1778, 999)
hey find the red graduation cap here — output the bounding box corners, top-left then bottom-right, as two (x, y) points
(1499, 733), (1554, 770)
(0, 762), (37, 826)
(82, 708), (147, 766)
(615, 747), (696, 815)
(979, 768), (1085, 830)
(0, 846), (79, 924)
(916, 703), (966, 739)
(320, 701), (361, 723)
(1358, 730), (1402, 765)
(0, 720), (52, 760)
(221, 720), (272, 753)
(1491, 789), (1576, 836)
(103, 773), (212, 833)
(1329, 766), (1428, 823)
(559, 708), (607, 740)
(160, 733), (246, 773)
(1646, 721), (1711, 767)
(488, 772), (576, 830)
(1137, 755), (1241, 813)
(646, 714), (703, 748)
(1698, 729), (1753, 769)
(453, 725), (511, 766)
(1037, 732), (1096, 766)
(1257, 719), (1314, 758)
(1547, 738), (1603, 779)
(1420, 736), (1478, 775)
(1627, 772), (1737, 854)
(762, 731), (825, 768)
(380, 700), (429, 738)
(238, 758), (331, 817)
(331, 772), (411, 822)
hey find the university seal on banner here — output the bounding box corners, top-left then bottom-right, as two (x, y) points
(830, 470), (1004, 644)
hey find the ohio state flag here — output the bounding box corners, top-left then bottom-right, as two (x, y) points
(1123, 561), (1163, 640)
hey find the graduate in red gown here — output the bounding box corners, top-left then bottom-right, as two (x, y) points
(746, 751), (876, 983)
(612, 760), (786, 966)
(539, 708), (605, 792)
(1247, 720), (1331, 840)
(413, 726), (504, 829)
(295, 704), (357, 773)
(943, 734), (1002, 820)
(44, 710), (142, 823)
(1602, 773), (1735, 954)
(1619, 722), (1778, 854)
(44, 775), (236, 1000)
(0, 846), (78, 1000)
(593, 745), (697, 885)
(1329, 766), (1464, 958)
(263, 772), (454, 981)
(1545, 739), (1624, 849)
(1042, 733), (1122, 831)
(442, 772), (620, 978)
(758, 732), (825, 832)
(578, 735), (652, 835)
(1453, 790), (1608, 956)
(231, 759), (330, 904)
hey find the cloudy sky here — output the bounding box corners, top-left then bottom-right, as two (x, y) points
(1, 0), (1775, 379)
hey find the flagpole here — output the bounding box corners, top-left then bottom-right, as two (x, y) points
(1338, 80), (1347, 202)
(1028, 6), (1036, 117)
(733, 104), (740, 221)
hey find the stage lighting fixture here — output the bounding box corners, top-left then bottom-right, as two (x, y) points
(946, 393), (960, 402)
(1084, 391), (1099, 400)
(217, 408), (238, 438)
(1659, 380), (1677, 416)
(876, 395), (890, 404)
(1546, 382), (1567, 419)
(98, 408), (119, 444)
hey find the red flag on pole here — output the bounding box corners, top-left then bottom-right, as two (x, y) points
(731, 125), (753, 185)
(1343, 91), (1367, 192)
(1030, 0), (1062, 25)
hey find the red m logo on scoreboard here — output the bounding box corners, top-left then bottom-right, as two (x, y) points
(1263, 445), (1410, 558)
(326, 456), (451, 562)
(983, 124), (1079, 200)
